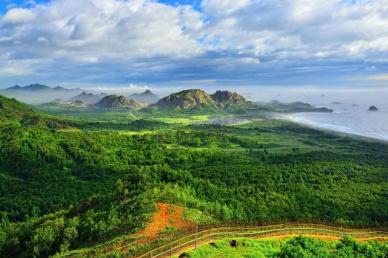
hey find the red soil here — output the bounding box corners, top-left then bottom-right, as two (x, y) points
(137, 202), (193, 238)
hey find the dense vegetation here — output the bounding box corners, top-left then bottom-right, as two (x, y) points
(186, 236), (388, 257)
(0, 95), (387, 257)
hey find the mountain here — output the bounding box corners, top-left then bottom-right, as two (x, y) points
(1, 84), (84, 104)
(53, 86), (66, 91)
(154, 89), (251, 110)
(69, 91), (107, 105)
(211, 90), (249, 107)
(5, 85), (22, 91)
(5, 83), (52, 92)
(155, 89), (217, 110)
(130, 89), (159, 104)
(94, 95), (144, 109)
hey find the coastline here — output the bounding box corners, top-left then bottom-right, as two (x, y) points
(277, 113), (388, 145)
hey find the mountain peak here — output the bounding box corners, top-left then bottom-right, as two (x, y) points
(69, 91), (106, 105)
(211, 90), (248, 106)
(156, 89), (216, 110)
(155, 89), (250, 110)
(130, 89), (159, 104)
(95, 95), (144, 109)
(6, 85), (22, 91)
(53, 86), (65, 91)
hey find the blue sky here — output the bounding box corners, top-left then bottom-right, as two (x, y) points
(0, 0), (387, 89)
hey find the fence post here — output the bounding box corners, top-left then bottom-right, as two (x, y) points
(195, 222), (199, 249)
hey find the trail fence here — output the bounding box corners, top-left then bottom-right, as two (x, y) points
(128, 222), (388, 258)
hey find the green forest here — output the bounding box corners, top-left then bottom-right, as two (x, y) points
(0, 95), (387, 257)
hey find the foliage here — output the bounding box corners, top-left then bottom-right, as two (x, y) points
(0, 95), (387, 257)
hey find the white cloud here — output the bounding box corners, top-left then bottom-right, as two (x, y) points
(201, 0), (388, 60)
(0, 0), (387, 86)
(3, 8), (36, 24)
(0, 0), (204, 64)
(201, 0), (251, 15)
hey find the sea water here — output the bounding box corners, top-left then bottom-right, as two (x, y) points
(289, 102), (388, 142)
(244, 87), (388, 142)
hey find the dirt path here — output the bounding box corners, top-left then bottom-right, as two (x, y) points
(137, 202), (193, 238)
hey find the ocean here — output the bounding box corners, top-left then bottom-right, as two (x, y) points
(288, 102), (388, 142)
(243, 87), (388, 142)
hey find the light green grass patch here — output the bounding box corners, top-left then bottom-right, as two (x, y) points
(155, 115), (209, 125)
(119, 130), (155, 135)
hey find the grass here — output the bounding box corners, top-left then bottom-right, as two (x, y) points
(118, 130), (155, 135)
(153, 115), (210, 125)
(178, 238), (287, 258)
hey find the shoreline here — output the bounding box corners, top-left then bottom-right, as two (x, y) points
(276, 113), (388, 145)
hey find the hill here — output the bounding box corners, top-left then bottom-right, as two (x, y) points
(0, 95), (74, 128)
(0, 95), (36, 122)
(154, 89), (250, 110)
(130, 89), (159, 104)
(95, 95), (145, 109)
(69, 91), (107, 105)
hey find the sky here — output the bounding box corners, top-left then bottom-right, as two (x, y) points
(0, 0), (388, 90)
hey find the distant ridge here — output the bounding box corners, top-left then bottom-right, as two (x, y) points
(130, 89), (159, 104)
(266, 100), (333, 113)
(69, 91), (107, 105)
(5, 83), (52, 92)
(1, 84), (84, 104)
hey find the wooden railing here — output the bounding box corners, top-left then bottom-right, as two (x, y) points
(131, 223), (388, 258)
